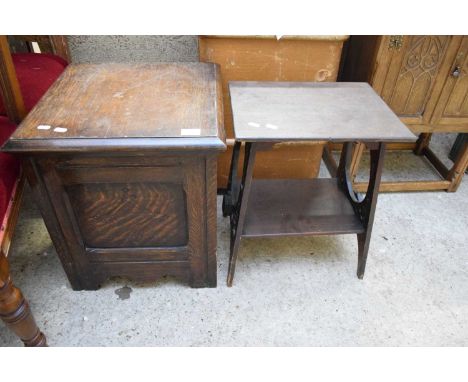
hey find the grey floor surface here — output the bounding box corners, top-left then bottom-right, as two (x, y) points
(1, 134), (467, 346)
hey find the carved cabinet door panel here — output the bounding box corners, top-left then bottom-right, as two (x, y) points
(372, 36), (452, 127)
(430, 36), (468, 131)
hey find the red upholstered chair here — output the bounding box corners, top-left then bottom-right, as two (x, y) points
(0, 117), (20, 222)
(0, 53), (68, 115)
(0, 35), (68, 346)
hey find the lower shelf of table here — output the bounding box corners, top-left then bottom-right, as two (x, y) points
(241, 178), (365, 237)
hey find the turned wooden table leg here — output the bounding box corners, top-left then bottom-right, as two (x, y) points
(0, 252), (46, 346)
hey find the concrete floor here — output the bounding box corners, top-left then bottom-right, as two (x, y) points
(1, 134), (467, 346)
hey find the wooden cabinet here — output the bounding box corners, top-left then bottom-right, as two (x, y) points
(341, 35), (468, 192)
(373, 36), (452, 128)
(3, 63), (226, 290)
(199, 35), (348, 189)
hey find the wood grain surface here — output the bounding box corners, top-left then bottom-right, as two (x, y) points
(68, 182), (188, 248)
(8, 63), (223, 140)
(242, 178), (365, 237)
(229, 82), (416, 142)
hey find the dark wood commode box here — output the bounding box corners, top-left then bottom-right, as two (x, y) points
(2, 63), (226, 290)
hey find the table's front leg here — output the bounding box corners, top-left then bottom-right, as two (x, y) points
(222, 141), (242, 217)
(337, 141), (386, 279)
(0, 251), (47, 346)
(227, 142), (257, 287)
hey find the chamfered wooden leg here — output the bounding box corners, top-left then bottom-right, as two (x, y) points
(357, 232), (371, 279)
(227, 142), (257, 287)
(447, 139), (468, 192)
(0, 252), (47, 346)
(227, 230), (243, 288)
(355, 143), (386, 279)
(222, 141), (242, 217)
(414, 133), (432, 155)
(337, 142), (386, 279)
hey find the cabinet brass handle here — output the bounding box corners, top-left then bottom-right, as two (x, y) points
(388, 35), (403, 50)
(451, 66), (461, 78)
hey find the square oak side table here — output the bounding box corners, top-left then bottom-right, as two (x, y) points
(2, 63), (226, 290)
(223, 82), (416, 286)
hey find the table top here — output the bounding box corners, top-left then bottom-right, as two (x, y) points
(201, 35), (349, 41)
(3, 63), (226, 153)
(229, 82), (416, 143)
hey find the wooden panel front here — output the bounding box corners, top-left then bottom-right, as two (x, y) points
(374, 36), (451, 125)
(67, 182), (188, 248)
(199, 36), (346, 188)
(55, 164), (189, 250)
(31, 154), (213, 289)
(430, 36), (468, 131)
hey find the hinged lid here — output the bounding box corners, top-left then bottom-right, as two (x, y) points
(2, 63), (226, 153)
